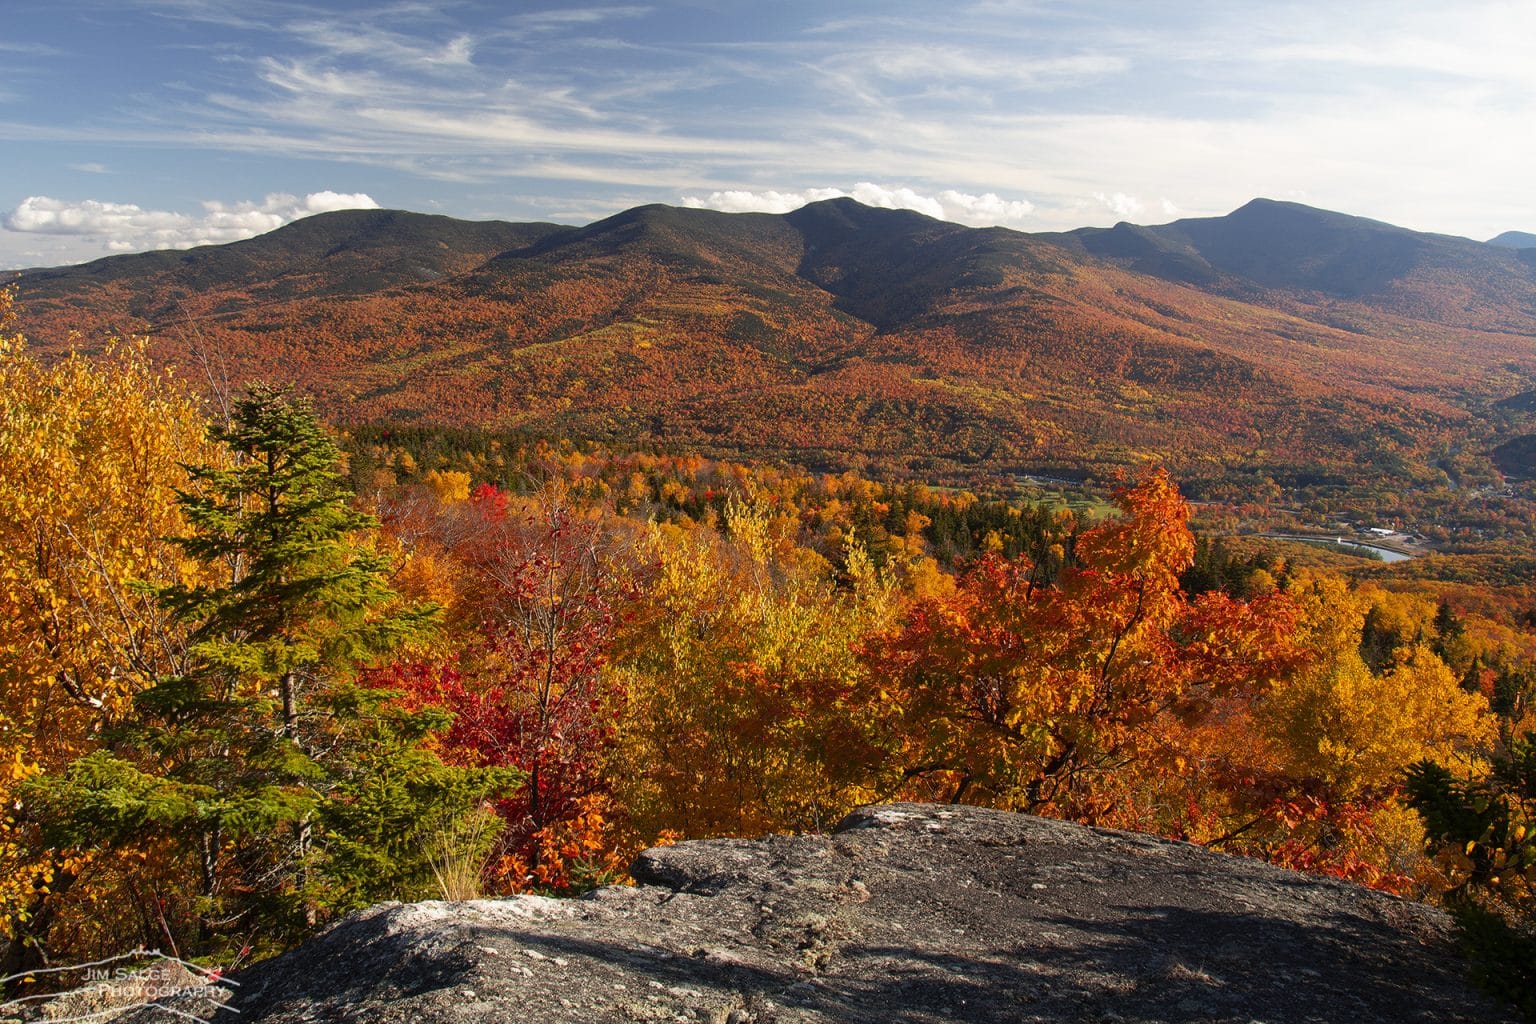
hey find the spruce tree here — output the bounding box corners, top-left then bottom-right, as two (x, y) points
(1406, 742), (1536, 1017)
(26, 384), (516, 953)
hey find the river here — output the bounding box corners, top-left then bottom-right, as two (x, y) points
(1259, 533), (1415, 563)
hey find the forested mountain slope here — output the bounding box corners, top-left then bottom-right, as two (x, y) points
(14, 198), (1536, 485)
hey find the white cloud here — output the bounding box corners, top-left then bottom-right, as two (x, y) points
(680, 182), (1034, 227)
(0, 39), (60, 55)
(69, 162), (112, 174)
(1093, 191), (1144, 219)
(2, 191), (380, 254)
(934, 189), (1037, 225)
(292, 190), (378, 214)
(679, 188), (847, 215)
(514, 6), (653, 31)
(284, 20), (477, 68)
(855, 46), (1129, 89)
(844, 184), (943, 219)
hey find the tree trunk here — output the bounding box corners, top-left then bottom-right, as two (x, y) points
(197, 825), (222, 947)
(280, 669), (298, 739)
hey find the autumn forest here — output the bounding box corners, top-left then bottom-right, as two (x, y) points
(4, 198), (1536, 1009)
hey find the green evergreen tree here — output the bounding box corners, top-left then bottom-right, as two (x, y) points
(1406, 741), (1536, 1017)
(1432, 600), (1468, 669)
(25, 384), (517, 954)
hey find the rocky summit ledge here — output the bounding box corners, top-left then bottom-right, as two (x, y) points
(199, 804), (1511, 1024)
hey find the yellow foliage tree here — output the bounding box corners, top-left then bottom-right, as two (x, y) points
(1264, 643), (1493, 798)
(0, 289), (217, 973)
(605, 496), (901, 840)
(1218, 572), (1498, 892)
(423, 468), (471, 504)
(1263, 575), (1493, 799)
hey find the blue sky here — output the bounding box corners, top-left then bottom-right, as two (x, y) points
(2, 0), (1532, 269)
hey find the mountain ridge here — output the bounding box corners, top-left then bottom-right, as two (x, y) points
(11, 197), (1536, 488)
(1054, 198), (1536, 319)
(1489, 230), (1536, 250)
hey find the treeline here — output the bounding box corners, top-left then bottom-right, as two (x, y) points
(2, 291), (1533, 1002)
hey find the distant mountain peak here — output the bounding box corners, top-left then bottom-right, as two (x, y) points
(1222, 197), (1411, 233)
(1488, 230), (1536, 250)
(1056, 197), (1536, 298)
(786, 196), (949, 233)
(1231, 196), (1298, 213)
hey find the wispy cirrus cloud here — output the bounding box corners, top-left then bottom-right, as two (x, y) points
(177, 54), (795, 182)
(0, 40), (62, 55)
(1247, 2), (1536, 87)
(827, 45), (1129, 91)
(284, 21), (478, 68)
(513, 6), (653, 32)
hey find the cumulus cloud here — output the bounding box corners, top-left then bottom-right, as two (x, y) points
(680, 182), (1035, 227)
(2, 191), (380, 253)
(1093, 191), (1144, 219)
(1091, 193), (1182, 223)
(681, 187), (848, 215)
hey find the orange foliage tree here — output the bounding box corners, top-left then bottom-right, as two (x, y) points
(869, 469), (1301, 825)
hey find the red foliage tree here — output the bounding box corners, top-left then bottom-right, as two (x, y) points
(384, 484), (630, 891)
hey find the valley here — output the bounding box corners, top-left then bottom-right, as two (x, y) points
(9, 205), (1536, 1013)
